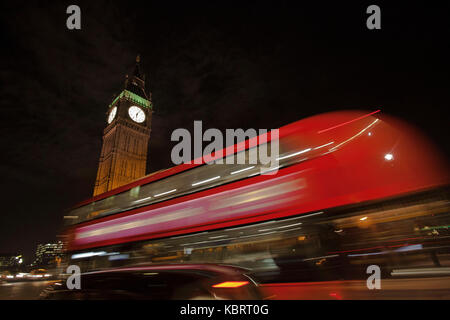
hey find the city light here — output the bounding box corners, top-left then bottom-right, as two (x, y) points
(313, 141), (335, 150)
(276, 148), (311, 161)
(192, 176), (221, 186)
(154, 189), (177, 197)
(212, 281), (249, 288)
(230, 166), (255, 175)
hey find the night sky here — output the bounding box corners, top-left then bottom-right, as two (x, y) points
(0, 1), (449, 260)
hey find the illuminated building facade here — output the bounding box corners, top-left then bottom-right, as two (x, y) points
(0, 253), (23, 270)
(34, 241), (64, 267)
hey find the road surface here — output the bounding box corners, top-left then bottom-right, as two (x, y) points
(0, 280), (53, 300)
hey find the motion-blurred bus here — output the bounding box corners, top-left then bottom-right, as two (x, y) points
(63, 110), (450, 299)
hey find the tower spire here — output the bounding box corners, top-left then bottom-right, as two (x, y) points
(133, 54), (143, 80)
(124, 54), (148, 99)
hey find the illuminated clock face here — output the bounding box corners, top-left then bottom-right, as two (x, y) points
(107, 106), (117, 124)
(128, 106), (146, 123)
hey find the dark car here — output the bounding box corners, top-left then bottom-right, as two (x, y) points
(39, 263), (262, 300)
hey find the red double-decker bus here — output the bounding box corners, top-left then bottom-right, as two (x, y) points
(63, 110), (450, 299)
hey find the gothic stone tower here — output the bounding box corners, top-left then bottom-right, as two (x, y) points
(93, 55), (153, 196)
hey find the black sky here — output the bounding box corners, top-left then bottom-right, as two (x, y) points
(0, 1), (449, 260)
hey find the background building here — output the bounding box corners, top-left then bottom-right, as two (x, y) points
(0, 253), (23, 271)
(33, 241), (64, 268)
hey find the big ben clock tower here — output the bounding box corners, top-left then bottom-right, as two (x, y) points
(93, 55), (153, 196)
